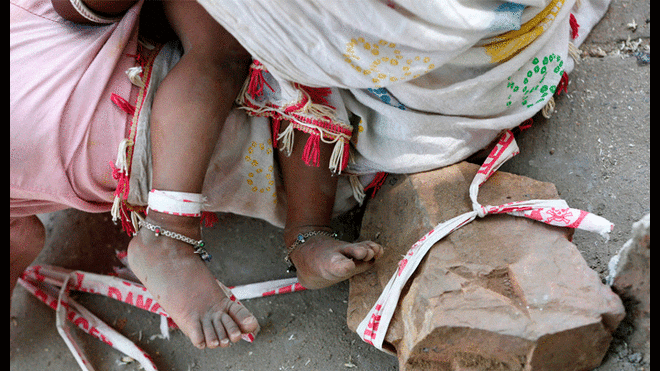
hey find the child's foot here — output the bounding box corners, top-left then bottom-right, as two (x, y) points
(286, 230), (384, 289)
(127, 212), (259, 349)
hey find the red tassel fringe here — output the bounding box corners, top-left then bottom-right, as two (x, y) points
(556, 71), (569, 95)
(298, 85), (334, 108)
(271, 117), (282, 149)
(341, 142), (350, 173)
(201, 212), (219, 228)
(247, 60), (273, 99)
(570, 14), (580, 40)
(364, 172), (389, 199)
(302, 134), (321, 167)
(111, 93), (136, 116)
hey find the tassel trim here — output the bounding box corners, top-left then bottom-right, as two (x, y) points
(568, 42), (581, 64)
(349, 175), (366, 205)
(541, 96), (556, 119)
(237, 60), (353, 174)
(109, 44), (162, 235)
(556, 71), (569, 95)
(569, 14), (580, 40)
(110, 43), (222, 235)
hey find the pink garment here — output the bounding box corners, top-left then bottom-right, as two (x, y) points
(10, 0), (143, 217)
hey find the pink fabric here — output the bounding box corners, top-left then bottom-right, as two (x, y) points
(10, 0), (143, 217)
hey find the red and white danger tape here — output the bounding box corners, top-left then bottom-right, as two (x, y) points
(17, 130), (613, 368)
(18, 263), (305, 371)
(355, 130), (614, 349)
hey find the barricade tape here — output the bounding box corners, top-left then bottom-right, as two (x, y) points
(17, 130), (614, 368)
(18, 264), (305, 371)
(355, 130), (614, 350)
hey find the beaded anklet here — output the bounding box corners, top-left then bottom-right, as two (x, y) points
(138, 220), (212, 262)
(285, 230), (338, 272)
(141, 189), (212, 262)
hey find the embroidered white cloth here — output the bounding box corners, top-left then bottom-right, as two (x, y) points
(198, 0), (611, 175)
(115, 0), (611, 232)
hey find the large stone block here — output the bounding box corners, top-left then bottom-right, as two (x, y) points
(607, 214), (650, 363)
(347, 162), (625, 371)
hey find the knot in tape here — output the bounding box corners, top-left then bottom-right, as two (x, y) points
(473, 202), (488, 218)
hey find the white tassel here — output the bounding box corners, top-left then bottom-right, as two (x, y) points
(130, 211), (141, 233)
(328, 140), (345, 174)
(114, 138), (133, 174)
(541, 96), (556, 119)
(111, 196), (122, 225)
(277, 124), (296, 156)
(349, 175), (366, 205)
(125, 66), (145, 88)
(568, 42), (581, 64)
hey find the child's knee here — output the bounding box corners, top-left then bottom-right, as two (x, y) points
(164, 0), (250, 62)
(10, 215), (45, 258)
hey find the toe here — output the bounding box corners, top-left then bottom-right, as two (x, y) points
(341, 241), (381, 262)
(202, 317), (220, 349)
(211, 314), (231, 347)
(221, 312), (242, 343)
(227, 301), (259, 334)
(188, 320), (207, 349)
(366, 241), (384, 259)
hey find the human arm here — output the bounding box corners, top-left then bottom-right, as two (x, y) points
(51, 0), (138, 24)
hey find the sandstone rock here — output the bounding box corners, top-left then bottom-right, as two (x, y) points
(607, 214), (650, 363)
(347, 162), (625, 371)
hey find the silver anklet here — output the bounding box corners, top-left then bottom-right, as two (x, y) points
(138, 220), (212, 262)
(285, 230), (338, 272)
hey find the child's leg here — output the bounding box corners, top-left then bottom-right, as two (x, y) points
(127, 0), (257, 350)
(277, 122), (384, 289)
(10, 216), (46, 301)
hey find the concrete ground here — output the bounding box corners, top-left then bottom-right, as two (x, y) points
(10, 0), (649, 370)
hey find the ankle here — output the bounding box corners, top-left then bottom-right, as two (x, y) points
(283, 224), (333, 247)
(145, 211), (202, 238)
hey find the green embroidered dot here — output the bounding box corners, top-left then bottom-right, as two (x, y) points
(534, 65), (540, 73)
(524, 78), (528, 84)
(541, 66), (547, 74)
(554, 66), (562, 74)
(549, 85), (556, 93)
(532, 57), (539, 64)
(543, 57), (549, 65)
(540, 85), (548, 93)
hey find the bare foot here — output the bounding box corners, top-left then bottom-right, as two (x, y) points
(286, 230), (384, 289)
(127, 212), (259, 349)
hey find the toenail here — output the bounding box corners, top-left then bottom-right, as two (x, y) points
(242, 317), (257, 325)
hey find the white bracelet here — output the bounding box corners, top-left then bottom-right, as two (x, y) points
(147, 190), (205, 218)
(67, 0), (122, 24)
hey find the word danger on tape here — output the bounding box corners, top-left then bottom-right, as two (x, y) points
(18, 264), (305, 371)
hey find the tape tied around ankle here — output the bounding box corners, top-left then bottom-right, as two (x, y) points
(147, 190), (205, 217)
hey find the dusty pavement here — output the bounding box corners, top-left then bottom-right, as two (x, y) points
(10, 0), (649, 370)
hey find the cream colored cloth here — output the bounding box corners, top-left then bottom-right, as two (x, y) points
(117, 0), (611, 231)
(199, 0), (610, 176)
